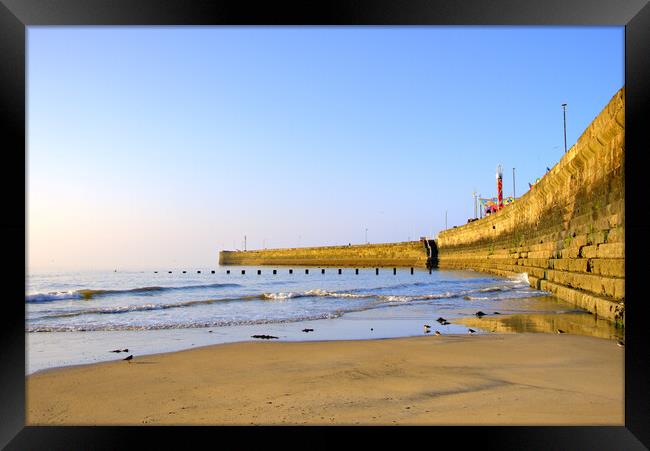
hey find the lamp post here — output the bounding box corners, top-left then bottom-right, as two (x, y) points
(473, 190), (477, 219)
(562, 103), (568, 153)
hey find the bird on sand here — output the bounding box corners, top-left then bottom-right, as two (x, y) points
(435, 331), (441, 336)
(436, 317), (446, 323)
(122, 349), (128, 352)
(616, 340), (625, 347)
(302, 328), (314, 333)
(123, 355), (133, 361)
(424, 324), (431, 329)
(110, 349), (122, 353)
(468, 329), (476, 334)
(556, 329), (566, 334)
(475, 311), (486, 317)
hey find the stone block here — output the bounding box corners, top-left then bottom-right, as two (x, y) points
(597, 242), (625, 259)
(589, 258), (625, 277)
(580, 245), (598, 258)
(561, 247), (580, 259)
(587, 231), (607, 246)
(606, 227), (624, 243)
(608, 213), (623, 228)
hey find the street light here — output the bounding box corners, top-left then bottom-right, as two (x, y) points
(472, 190), (477, 219)
(562, 103), (568, 153)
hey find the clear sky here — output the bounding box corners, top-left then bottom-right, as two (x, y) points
(27, 26), (624, 272)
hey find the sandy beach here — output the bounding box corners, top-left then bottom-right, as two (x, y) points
(26, 333), (623, 425)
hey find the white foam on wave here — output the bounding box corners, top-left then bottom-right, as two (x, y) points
(510, 272), (530, 285)
(463, 295), (490, 301)
(262, 292), (299, 300)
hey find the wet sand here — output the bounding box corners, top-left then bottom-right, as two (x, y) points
(27, 333), (624, 425)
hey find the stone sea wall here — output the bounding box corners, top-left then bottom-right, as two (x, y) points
(436, 88), (625, 324)
(219, 241), (430, 268)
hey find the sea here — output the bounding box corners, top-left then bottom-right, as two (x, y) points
(26, 266), (621, 374)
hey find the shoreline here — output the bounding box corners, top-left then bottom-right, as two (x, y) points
(26, 292), (622, 375)
(27, 332), (624, 425)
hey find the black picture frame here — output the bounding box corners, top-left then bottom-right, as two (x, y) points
(2, 0), (648, 448)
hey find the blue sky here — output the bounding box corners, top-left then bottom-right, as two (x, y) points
(27, 26), (624, 271)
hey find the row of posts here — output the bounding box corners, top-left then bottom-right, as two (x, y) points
(154, 268), (429, 275)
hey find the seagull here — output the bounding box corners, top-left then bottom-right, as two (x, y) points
(468, 329), (476, 334)
(110, 349), (122, 353)
(122, 349), (129, 353)
(424, 324), (431, 329)
(436, 317), (446, 323)
(475, 311), (486, 318)
(616, 340), (625, 348)
(493, 312), (501, 315)
(435, 331), (441, 336)
(123, 355), (133, 361)
(302, 328), (314, 333)
(442, 321), (451, 325)
(556, 329), (566, 334)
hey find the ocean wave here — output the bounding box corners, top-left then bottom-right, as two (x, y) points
(463, 295), (490, 301)
(29, 279), (540, 323)
(35, 294), (265, 318)
(261, 289), (370, 301)
(25, 291), (83, 303)
(26, 311), (348, 332)
(26, 283), (242, 303)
